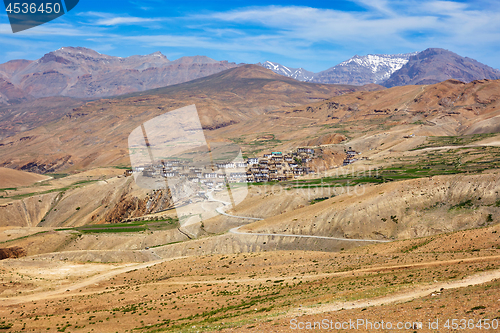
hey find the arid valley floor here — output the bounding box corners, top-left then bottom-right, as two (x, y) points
(1, 68), (500, 332)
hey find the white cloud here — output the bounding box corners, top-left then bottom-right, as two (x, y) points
(0, 22), (102, 37)
(95, 16), (162, 26)
(77, 11), (163, 26)
(179, 1), (500, 65)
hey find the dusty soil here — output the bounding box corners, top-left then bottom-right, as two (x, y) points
(0, 221), (498, 332)
(0, 167), (50, 188)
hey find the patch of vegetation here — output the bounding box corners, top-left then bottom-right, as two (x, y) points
(57, 324), (71, 332)
(55, 218), (179, 234)
(113, 165), (132, 170)
(139, 292), (283, 332)
(402, 238), (434, 253)
(0, 322), (13, 329)
(470, 305), (486, 311)
(45, 173), (69, 179)
(71, 180), (99, 186)
(8, 186), (71, 200)
(309, 196), (333, 205)
(449, 199), (474, 210)
(412, 133), (495, 150)
(0, 231), (49, 245)
(78, 227), (147, 234)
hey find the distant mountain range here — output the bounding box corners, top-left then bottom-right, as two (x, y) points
(0, 47), (238, 100)
(260, 48), (500, 87)
(0, 47), (499, 105)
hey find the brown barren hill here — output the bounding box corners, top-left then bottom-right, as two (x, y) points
(0, 65), (377, 173)
(0, 167), (50, 188)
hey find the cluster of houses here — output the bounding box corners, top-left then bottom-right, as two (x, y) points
(245, 150), (313, 183)
(343, 148), (361, 166)
(132, 148), (316, 187)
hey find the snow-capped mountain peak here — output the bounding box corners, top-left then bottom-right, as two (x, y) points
(338, 52), (419, 82)
(258, 61), (314, 81)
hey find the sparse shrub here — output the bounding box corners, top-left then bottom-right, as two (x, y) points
(76, 207), (80, 210)
(0, 322), (13, 329)
(390, 215), (398, 223)
(449, 200), (473, 210)
(471, 305), (486, 311)
(487, 214), (493, 223)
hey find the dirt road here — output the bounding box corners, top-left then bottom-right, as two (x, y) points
(0, 258), (181, 306)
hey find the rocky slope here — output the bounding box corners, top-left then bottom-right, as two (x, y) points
(0, 96), (84, 139)
(0, 78), (32, 105)
(383, 48), (500, 87)
(241, 172), (500, 240)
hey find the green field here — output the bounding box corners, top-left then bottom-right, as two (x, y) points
(273, 146), (500, 189)
(56, 218), (179, 234)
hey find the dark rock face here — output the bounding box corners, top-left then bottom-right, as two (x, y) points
(104, 190), (173, 224)
(0, 246), (26, 260)
(383, 48), (500, 87)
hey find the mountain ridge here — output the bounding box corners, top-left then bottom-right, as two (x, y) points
(1, 47), (500, 104)
(259, 48), (500, 87)
(0, 47), (238, 100)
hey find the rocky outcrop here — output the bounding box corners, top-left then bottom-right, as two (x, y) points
(104, 189), (173, 224)
(0, 246), (26, 259)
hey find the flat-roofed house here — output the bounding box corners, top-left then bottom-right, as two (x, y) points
(297, 148), (314, 154)
(247, 158), (259, 165)
(204, 173), (218, 178)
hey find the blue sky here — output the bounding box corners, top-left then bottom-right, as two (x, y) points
(1, 0), (499, 72)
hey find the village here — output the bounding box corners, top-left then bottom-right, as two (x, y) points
(133, 146), (362, 189)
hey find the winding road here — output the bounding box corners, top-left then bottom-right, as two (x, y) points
(206, 189), (390, 243)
